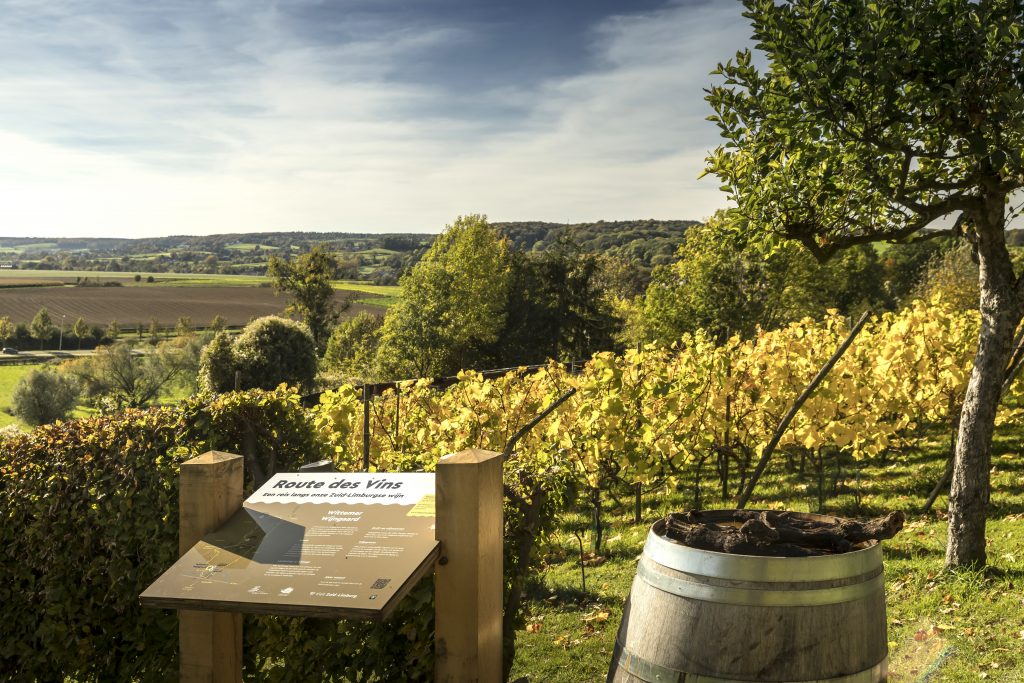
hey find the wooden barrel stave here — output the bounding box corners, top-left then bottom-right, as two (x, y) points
(608, 511), (889, 683)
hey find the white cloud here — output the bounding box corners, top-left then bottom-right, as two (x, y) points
(0, 1), (750, 237)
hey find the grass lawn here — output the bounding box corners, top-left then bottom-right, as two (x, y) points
(0, 360), (191, 432)
(509, 430), (1024, 682)
(332, 280), (401, 297)
(0, 363), (35, 429)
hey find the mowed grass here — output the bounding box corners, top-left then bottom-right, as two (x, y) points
(0, 356), (194, 432)
(332, 280), (401, 297)
(509, 429), (1024, 682)
(0, 363), (34, 429)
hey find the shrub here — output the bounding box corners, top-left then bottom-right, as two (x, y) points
(199, 317), (317, 393)
(323, 312), (382, 381)
(10, 368), (79, 425)
(0, 389), (436, 682)
(233, 317), (317, 390)
(198, 331), (237, 393)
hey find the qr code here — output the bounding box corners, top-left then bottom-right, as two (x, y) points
(371, 578), (391, 590)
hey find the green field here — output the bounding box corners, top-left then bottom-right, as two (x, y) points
(225, 242), (280, 251)
(0, 242), (59, 254)
(332, 280), (401, 297)
(0, 359), (193, 432)
(0, 364), (33, 429)
(0, 269), (399, 298)
(509, 432), (1024, 682)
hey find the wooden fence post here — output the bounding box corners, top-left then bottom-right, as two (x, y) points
(178, 451), (244, 683)
(435, 449), (503, 683)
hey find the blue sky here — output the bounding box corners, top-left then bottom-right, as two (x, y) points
(0, 0), (751, 238)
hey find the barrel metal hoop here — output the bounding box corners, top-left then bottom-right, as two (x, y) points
(637, 556), (884, 607)
(614, 640), (888, 683)
(645, 519), (883, 583)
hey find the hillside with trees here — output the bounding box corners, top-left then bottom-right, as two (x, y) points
(0, 220), (696, 286)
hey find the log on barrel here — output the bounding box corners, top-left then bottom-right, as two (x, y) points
(664, 508), (905, 556)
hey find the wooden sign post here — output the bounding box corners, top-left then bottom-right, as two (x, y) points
(158, 448), (503, 683)
(434, 449), (503, 683)
(178, 451), (244, 683)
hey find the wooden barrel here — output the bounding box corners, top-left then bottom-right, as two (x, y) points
(608, 511), (888, 683)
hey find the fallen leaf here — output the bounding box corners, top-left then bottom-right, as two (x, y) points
(526, 622), (542, 634)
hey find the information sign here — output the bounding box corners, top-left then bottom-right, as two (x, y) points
(141, 472), (438, 621)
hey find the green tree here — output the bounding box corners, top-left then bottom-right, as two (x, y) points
(375, 215), (512, 378)
(638, 212), (887, 344)
(175, 316), (194, 337)
(497, 246), (622, 365)
(911, 244), (980, 312)
(11, 368), (80, 425)
(198, 331), (237, 393)
(72, 317), (89, 350)
(705, 0), (1024, 568)
(107, 320), (121, 343)
(323, 312), (383, 381)
(66, 340), (194, 409)
(198, 316), (317, 393)
(209, 315), (227, 333)
(0, 316), (13, 346)
(29, 307), (54, 350)
(148, 318), (160, 345)
(267, 244), (341, 352)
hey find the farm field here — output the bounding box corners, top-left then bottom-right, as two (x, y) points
(0, 269), (400, 296)
(0, 285), (379, 327)
(509, 432), (1024, 682)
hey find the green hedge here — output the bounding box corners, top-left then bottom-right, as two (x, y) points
(0, 388), (435, 682)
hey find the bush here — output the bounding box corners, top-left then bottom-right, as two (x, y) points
(323, 312), (382, 380)
(0, 409), (186, 681)
(10, 368), (79, 425)
(198, 331), (236, 393)
(0, 389), (436, 682)
(233, 317), (317, 390)
(198, 317), (317, 393)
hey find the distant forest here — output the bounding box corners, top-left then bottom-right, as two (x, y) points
(0, 219), (696, 284)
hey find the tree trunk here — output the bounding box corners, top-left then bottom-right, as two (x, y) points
(946, 197), (1021, 569)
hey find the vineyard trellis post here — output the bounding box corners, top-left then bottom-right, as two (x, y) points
(362, 383), (371, 471)
(736, 310), (871, 509)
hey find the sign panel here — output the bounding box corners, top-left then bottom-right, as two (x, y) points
(141, 472), (438, 621)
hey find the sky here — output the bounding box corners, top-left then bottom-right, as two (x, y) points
(0, 0), (752, 238)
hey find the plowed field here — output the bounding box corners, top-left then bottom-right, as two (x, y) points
(0, 286), (378, 327)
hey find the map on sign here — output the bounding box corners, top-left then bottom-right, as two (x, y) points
(140, 472), (438, 621)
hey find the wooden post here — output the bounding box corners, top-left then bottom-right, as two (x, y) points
(435, 449), (503, 683)
(178, 451), (244, 683)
